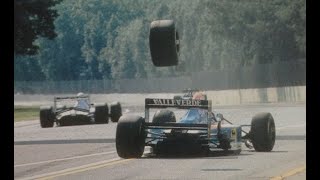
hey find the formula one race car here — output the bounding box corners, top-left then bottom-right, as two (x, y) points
(39, 93), (122, 128)
(173, 88), (207, 100)
(116, 98), (275, 158)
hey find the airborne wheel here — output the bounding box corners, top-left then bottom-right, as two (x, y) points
(149, 20), (179, 66)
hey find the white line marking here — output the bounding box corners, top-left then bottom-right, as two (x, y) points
(14, 151), (116, 168)
(16, 157), (122, 180)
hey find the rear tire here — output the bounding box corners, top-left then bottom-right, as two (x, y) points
(110, 102), (122, 123)
(152, 109), (176, 123)
(94, 103), (109, 124)
(116, 115), (145, 158)
(151, 109), (176, 155)
(149, 20), (179, 66)
(250, 112), (276, 152)
(40, 106), (54, 128)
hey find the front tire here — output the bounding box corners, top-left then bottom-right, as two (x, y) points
(116, 115), (145, 158)
(152, 109), (176, 123)
(40, 106), (54, 128)
(250, 112), (276, 152)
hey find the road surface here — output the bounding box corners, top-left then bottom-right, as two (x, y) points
(14, 102), (306, 180)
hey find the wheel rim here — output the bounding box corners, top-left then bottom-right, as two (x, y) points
(268, 119), (276, 144)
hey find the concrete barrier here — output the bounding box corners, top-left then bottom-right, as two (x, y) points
(206, 86), (305, 105)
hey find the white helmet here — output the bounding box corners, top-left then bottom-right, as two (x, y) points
(77, 92), (84, 97)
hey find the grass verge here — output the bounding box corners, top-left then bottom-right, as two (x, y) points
(14, 106), (39, 122)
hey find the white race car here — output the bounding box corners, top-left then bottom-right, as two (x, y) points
(39, 93), (122, 127)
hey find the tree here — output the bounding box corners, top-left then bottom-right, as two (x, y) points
(14, 0), (306, 81)
(14, 55), (45, 81)
(14, 0), (62, 55)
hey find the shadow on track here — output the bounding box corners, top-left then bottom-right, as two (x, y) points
(243, 150), (289, 153)
(141, 150), (253, 160)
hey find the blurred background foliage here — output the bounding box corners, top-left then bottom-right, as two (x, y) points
(14, 0), (305, 81)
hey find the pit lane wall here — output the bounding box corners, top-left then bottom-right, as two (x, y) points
(14, 61), (305, 94)
(14, 86), (305, 106)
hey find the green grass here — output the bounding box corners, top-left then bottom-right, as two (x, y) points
(14, 106), (40, 122)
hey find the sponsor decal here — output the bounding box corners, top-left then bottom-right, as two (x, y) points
(231, 128), (237, 139)
(151, 99), (201, 106)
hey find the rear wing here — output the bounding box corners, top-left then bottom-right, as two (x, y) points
(53, 95), (90, 111)
(144, 98), (212, 140)
(54, 95), (90, 101)
(144, 98), (211, 122)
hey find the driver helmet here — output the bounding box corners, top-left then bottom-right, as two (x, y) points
(77, 92), (84, 97)
(193, 91), (206, 100)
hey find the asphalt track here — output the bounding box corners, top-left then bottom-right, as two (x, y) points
(14, 102), (306, 180)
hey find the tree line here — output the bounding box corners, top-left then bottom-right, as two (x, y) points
(14, 0), (305, 81)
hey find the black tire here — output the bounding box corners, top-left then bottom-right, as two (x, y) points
(110, 101), (122, 123)
(173, 95), (182, 101)
(94, 103), (109, 124)
(151, 109), (176, 155)
(149, 20), (179, 67)
(152, 109), (176, 123)
(116, 115), (145, 158)
(40, 106), (54, 128)
(250, 112), (276, 152)
(150, 145), (159, 155)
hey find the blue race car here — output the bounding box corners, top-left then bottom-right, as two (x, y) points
(116, 98), (276, 158)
